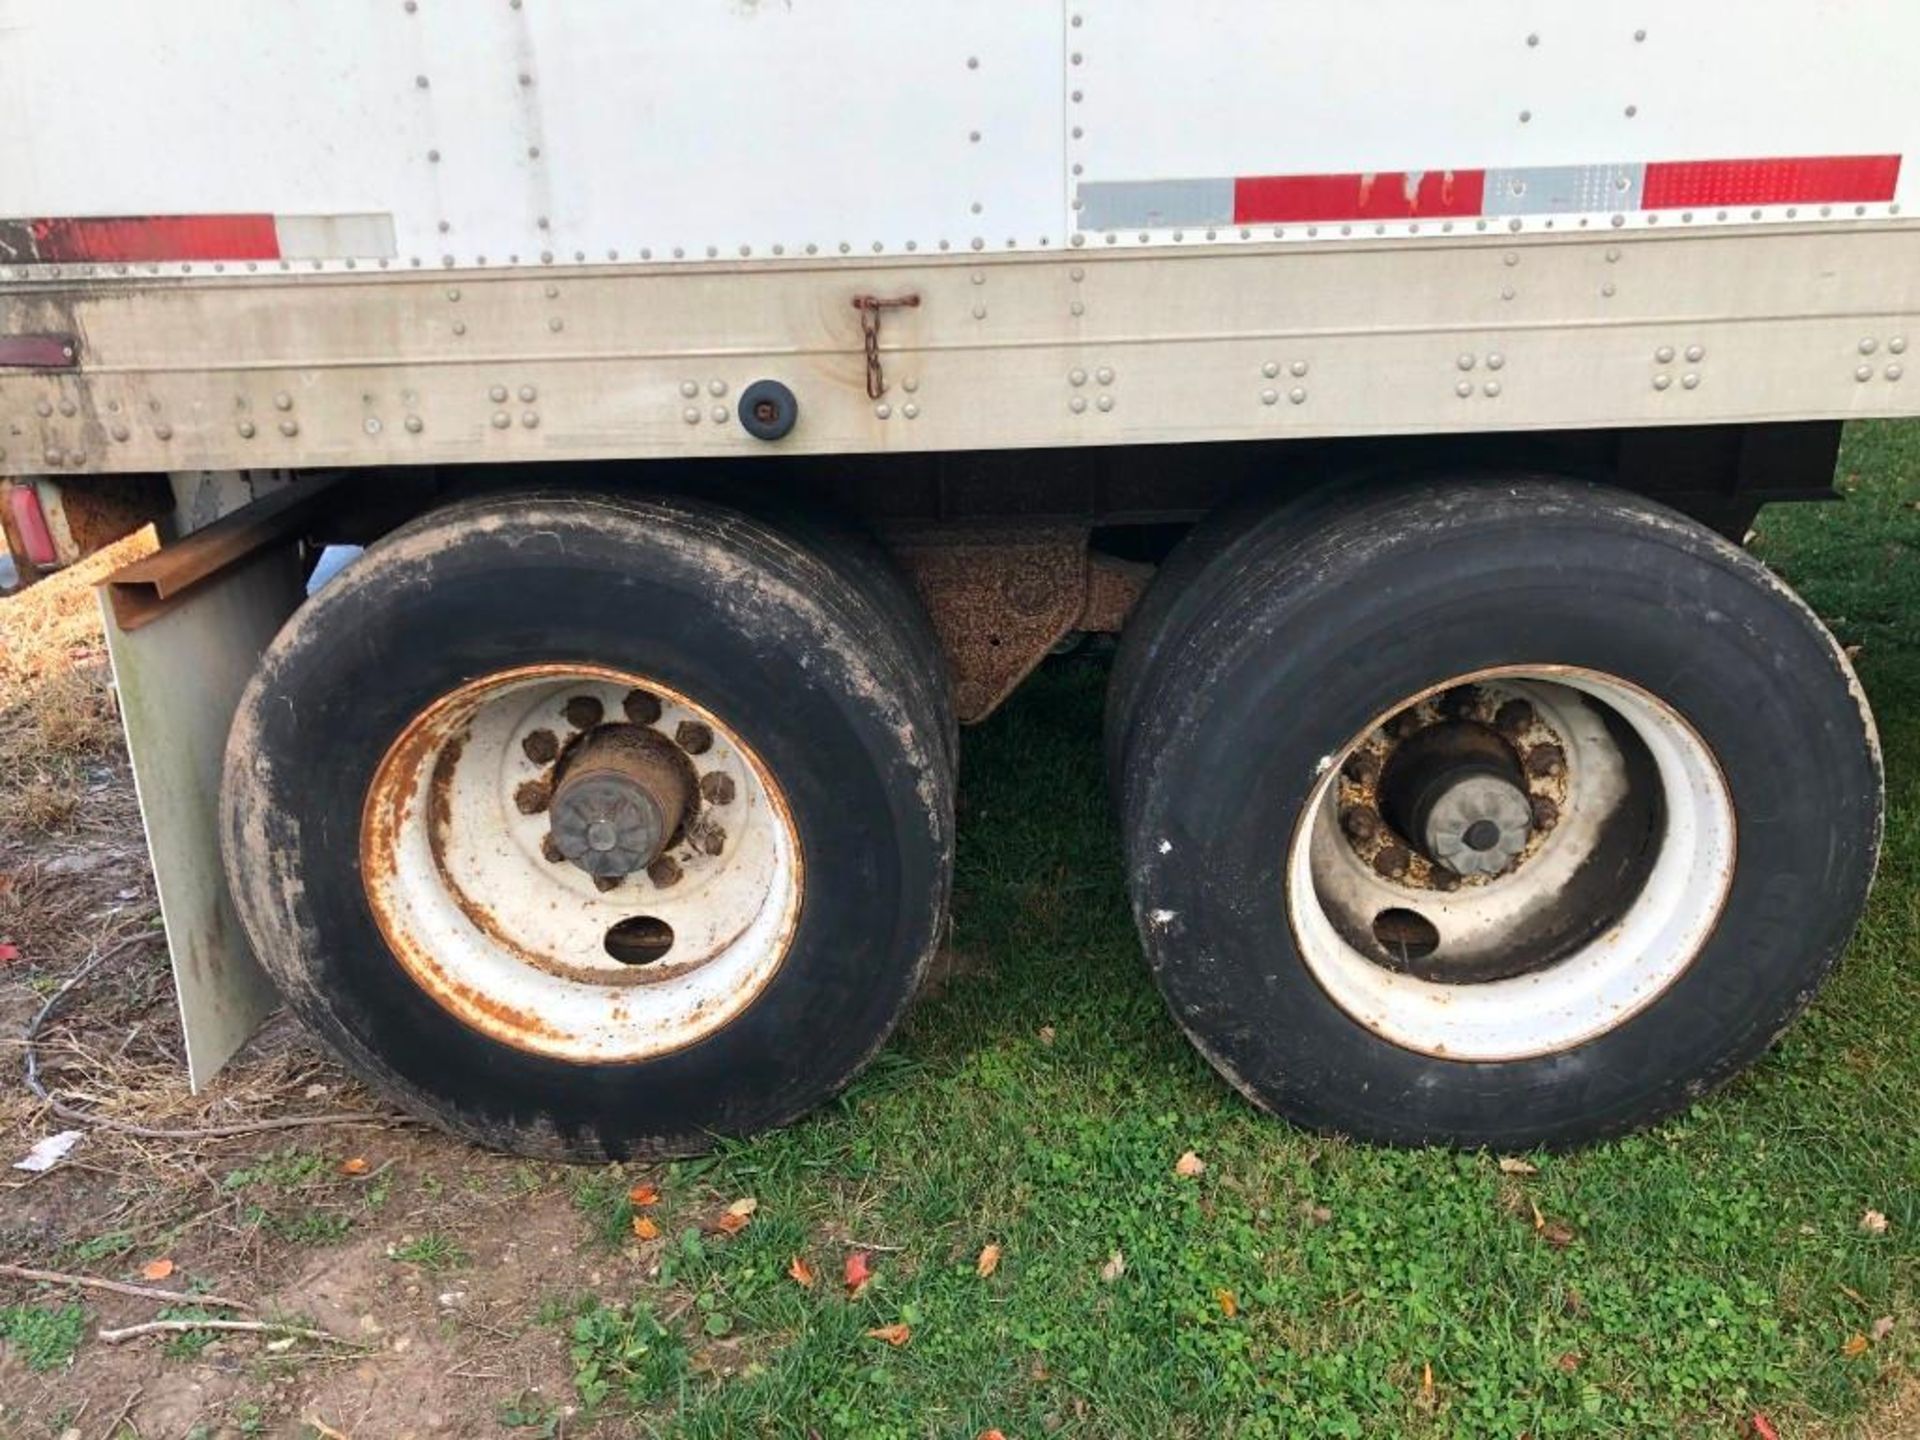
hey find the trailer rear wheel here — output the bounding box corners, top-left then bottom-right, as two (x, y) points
(1115, 477), (1881, 1148)
(221, 491), (953, 1160)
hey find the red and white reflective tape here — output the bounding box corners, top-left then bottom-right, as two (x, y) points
(1077, 154), (1903, 232)
(0, 213), (397, 266)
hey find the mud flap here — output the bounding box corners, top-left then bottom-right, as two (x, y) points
(99, 546), (304, 1088)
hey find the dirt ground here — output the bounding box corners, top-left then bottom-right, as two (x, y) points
(0, 539), (654, 1439)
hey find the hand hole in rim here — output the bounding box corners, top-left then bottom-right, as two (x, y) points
(605, 916), (675, 966)
(1371, 907), (1440, 964)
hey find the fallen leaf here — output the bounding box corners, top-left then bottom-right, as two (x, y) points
(1301, 1202), (1332, 1226)
(1215, 1288), (1238, 1318)
(1542, 1222), (1576, 1250)
(141, 1258), (175, 1281)
(726, 1197), (759, 1218)
(1498, 1157), (1539, 1176)
(976, 1243), (1002, 1279)
(788, 1255), (815, 1289)
(628, 1183), (660, 1207)
(1529, 1199), (1546, 1232)
(865, 1323), (911, 1347)
(0, 943), (21, 964)
(339, 1157), (370, 1176)
(845, 1251), (873, 1296)
(1100, 1249), (1126, 1284)
(1417, 1360), (1436, 1410)
(1843, 1332), (1870, 1357)
(631, 1215), (660, 1240)
(1860, 1208), (1890, 1235)
(713, 1211), (749, 1236)
(1750, 1414), (1780, 1440)
(1174, 1150), (1206, 1178)
(979, 1432), (1009, 1440)
(1556, 1352), (1581, 1374)
(1871, 1315), (1895, 1343)
(1037, 1026), (1056, 1046)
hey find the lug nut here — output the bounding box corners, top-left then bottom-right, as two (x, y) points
(514, 778), (552, 815)
(1525, 743), (1566, 779)
(1438, 685), (1481, 719)
(1373, 844), (1412, 879)
(623, 689), (663, 725)
(700, 772), (737, 805)
(646, 856), (683, 888)
(522, 728), (560, 764)
(541, 835), (566, 863)
(1386, 709), (1423, 740)
(564, 695), (605, 730)
(1342, 806), (1381, 842)
(675, 720), (714, 755)
(1494, 699), (1535, 735)
(698, 823), (727, 856)
(592, 874), (622, 893)
(1530, 795), (1559, 830)
(1342, 750), (1380, 785)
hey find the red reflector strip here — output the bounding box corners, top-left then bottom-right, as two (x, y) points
(1640, 155), (1901, 210)
(25, 215), (283, 263)
(1234, 170), (1486, 224)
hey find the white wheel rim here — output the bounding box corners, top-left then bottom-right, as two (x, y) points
(361, 665), (802, 1063)
(1287, 667), (1736, 1061)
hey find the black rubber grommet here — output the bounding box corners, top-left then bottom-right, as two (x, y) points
(738, 379), (799, 441)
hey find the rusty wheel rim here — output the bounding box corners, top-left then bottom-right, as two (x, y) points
(361, 665), (802, 1063)
(1287, 666), (1736, 1062)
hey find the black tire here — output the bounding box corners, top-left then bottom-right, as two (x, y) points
(1116, 475), (1881, 1148)
(222, 490), (954, 1160)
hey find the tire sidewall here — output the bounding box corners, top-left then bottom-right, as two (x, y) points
(225, 495), (951, 1159)
(1128, 486), (1879, 1146)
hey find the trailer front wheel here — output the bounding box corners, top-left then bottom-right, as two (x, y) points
(1116, 478), (1882, 1148)
(221, 491), (953, 1160)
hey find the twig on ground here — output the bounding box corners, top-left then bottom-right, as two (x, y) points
(96, 1386), (140, 1440)
(0, 1261), (253, 1311)
(22, 938), (410, 1139)
(97, 1317), (362, 1346)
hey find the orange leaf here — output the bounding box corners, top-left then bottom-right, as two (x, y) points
(1842, 1332), (1870, 1357)
(1750, 1415), (1780, 1440)
(631, 1215), (660, 1240)
(976, 1243), (1002, 1279)
(1215, 1288), (1238, 1318)
(979, 1432), (1009, 1440)
(0, 943), (21, 964)
(339, 1157), (370, 1176)
(141, 1258), (174, 1281)
(628, 1183), (660, 1207)
(1418, 1360), (1436, 1409)
(865, 1323), (911, 1347)
(1174, 1150), (1206, 1177)
(788, 1255), (816, 1289)
(713, 1211), (749, 1236)
(845, 1251), (873, 1296)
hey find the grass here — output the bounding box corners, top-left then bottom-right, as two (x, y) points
(553, 423), (1918, 1437)
(0, 1302), (87, 1372)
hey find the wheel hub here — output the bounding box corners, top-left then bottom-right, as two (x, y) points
(548, 725), (693, 879)
(1422, 773), (1533, 876)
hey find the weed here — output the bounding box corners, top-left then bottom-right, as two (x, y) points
(0, 1302), (86, 1371)
(389, 1232), (469, 1271)
(569, 1300), (687, 1412)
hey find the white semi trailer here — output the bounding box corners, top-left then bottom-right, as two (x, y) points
(0, 2), (1902, 1158)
